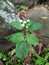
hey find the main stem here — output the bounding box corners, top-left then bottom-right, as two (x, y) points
(23, 25), (27, 43)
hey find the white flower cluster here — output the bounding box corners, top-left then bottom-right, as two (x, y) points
(19, 19), (30, 28)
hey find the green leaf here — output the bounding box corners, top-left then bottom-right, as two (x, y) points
(27, 34), (39, 46)
(19, 5), (28, 10)
(27, 20), (35, 27)
(10, 20), (23, 30)
(0, 51), (3, 59)
(29, 23), (42, 31)
(16, 42), (30, 60)
(5, 33), (24, 43)
(35, 57), (45, 65)
(45, 63), (49, 65)
(26, 20), (35, 30)
(45, 53), (49, 60)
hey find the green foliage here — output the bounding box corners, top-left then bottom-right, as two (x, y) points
(16, 5), (28, 10)
(27, 34), (39, 46)
(5, 32), (24, 43)
(0, 51), (3, 59)
(0, 48), (49, 65)
(45, 63), (49, 65)
(16, 42), (30, 60)
(45, 52), (49, 61)
(26, 19), (35, 27)
(35, 58), (45, 65)
(10, 20), (23, 30)
(5, 19), (42, 60)
(32, 51), (45, 65)
(34, 0), (38, 6)
(29, 23), (42, 31)
(31, 49), (49, 65)
(44, 48), (49, 52)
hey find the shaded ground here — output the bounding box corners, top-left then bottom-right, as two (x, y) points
(0, 39), (15, 52)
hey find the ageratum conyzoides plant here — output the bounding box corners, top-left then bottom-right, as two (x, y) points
(4, 19), (42, 61)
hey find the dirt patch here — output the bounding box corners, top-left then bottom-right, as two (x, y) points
(0, 39), (15, 52)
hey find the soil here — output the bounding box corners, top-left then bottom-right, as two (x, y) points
(0, 60), (4, 65)
(0, 39), (15, 52)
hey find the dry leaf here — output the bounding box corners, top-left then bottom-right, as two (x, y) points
(11, 49), (16, 56)
(40, 16), (47, 19)
(38, 43), (43, 55)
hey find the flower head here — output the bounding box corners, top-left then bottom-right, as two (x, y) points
(27, 19), (30, 22)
